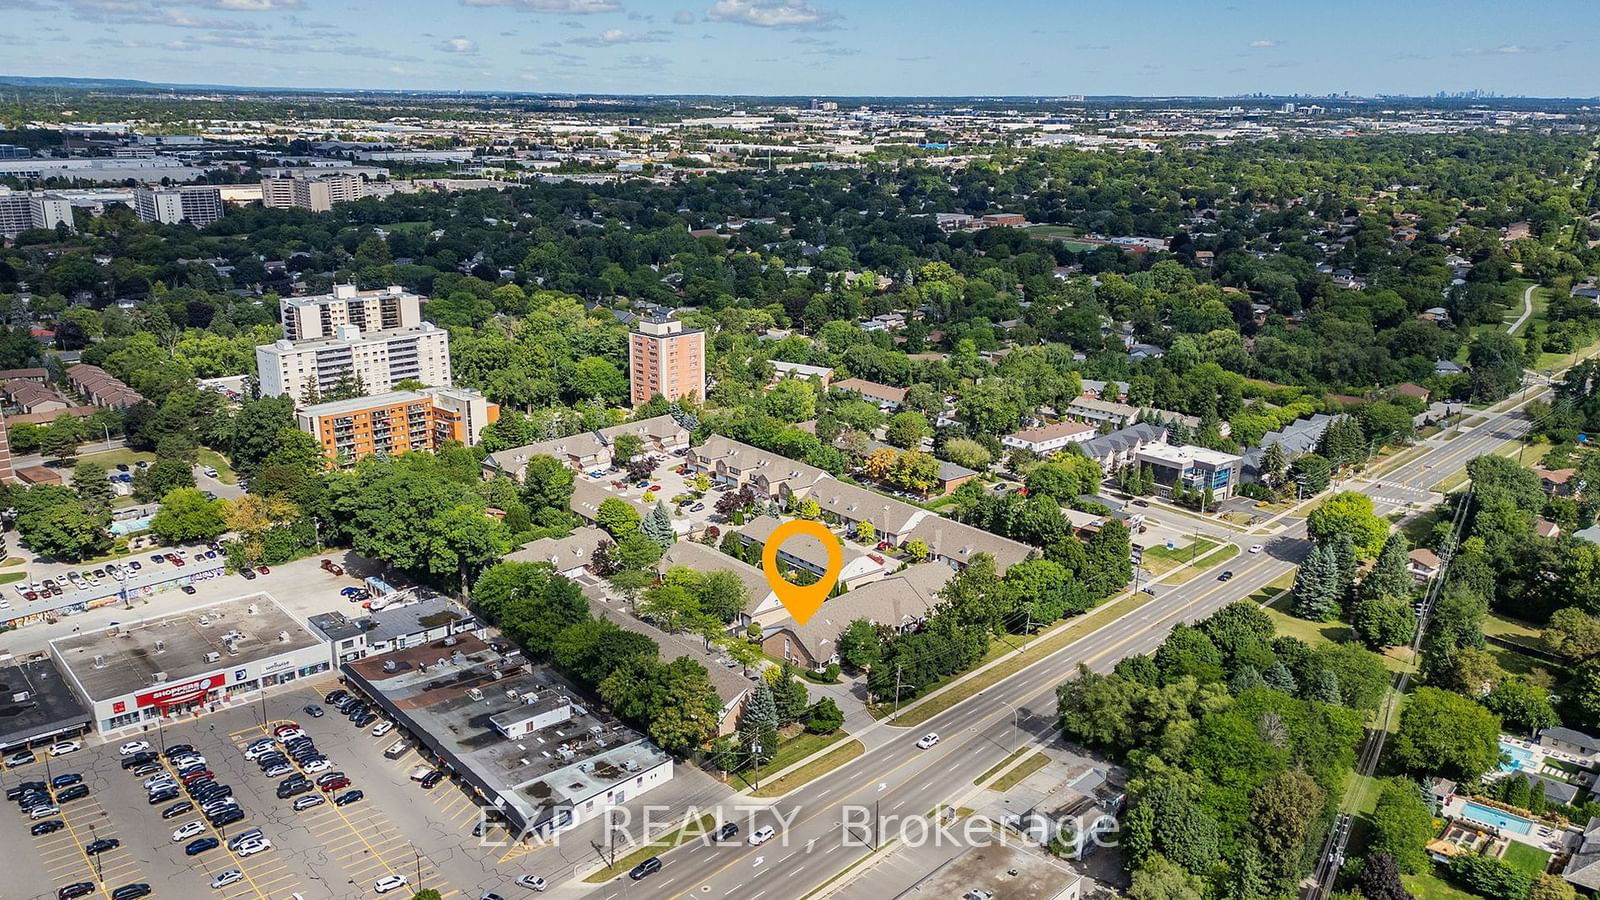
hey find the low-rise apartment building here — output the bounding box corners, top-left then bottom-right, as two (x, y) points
(296, 386), (497, 464)
(1003, 421), (1098, 455)
(65, 364), (143, 409)
(481, 415), (689, 481)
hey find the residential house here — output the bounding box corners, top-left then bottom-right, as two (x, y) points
(505, 526), (610, 577)
(760, 564), (952, 669)
(307, 595), (485, 668)
(831, 378), (906, 411)
(1535, 518), (1562, 540)
(5, 382), (70, 414)
(481, 415), (688, 480)
(686, 435), (831, 500)
(64, 364), (142, 409)
(1394, 383), (1432, 403)
(1078, 379), (1131, 403)
(812, 481), (929, 546)
(1002, 421), (1098, 455)
(567, 480), (681, 535)
(1434, 359), (1465, 376)
(769, 360), (833, 387)
(1066, 396), (1140, 429)
(1561, 817), (1600, 891)
(931, 458), (980, 496)
(735, 515), (887, 592)
(1539, 727), (1600, 765)
(658, 541), (776, 628)
(1408, 548), (1442, 582)
(1241, 414), (1335, 483)
(1077, 422), (1168, 471)
(1535, 467), (1580, 497)
(1419, 307), (1451, 325)
(903, 516), (1033, 575)
(0, 368), (46, 383)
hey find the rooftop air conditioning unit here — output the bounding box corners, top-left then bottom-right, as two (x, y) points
(277, 631), (290, 643)
(197, 616), (210, 627)
(204, 651), (221, 663)
(92, 655), (105, 669)
(443, 636), (458, 647)
(505, 689), (519, 701)
(247, 604), (259, 615)
(467, 687), (484, 701)
(382, 659), (398, 673)
(154, 640), (165, 653)
(151, 671), (167, 683)
(11, 691), (29, 702)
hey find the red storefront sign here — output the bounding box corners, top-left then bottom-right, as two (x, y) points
(134, 672), (226, 709)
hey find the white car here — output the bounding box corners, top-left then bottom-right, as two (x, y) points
(274, 729), (306, 743)
(374, 875), (409, 894)
(916, 733), (940, 750)
(371, 720), (394, 737)
(303, 759), (332, 774)
(118, 741), (151, 756)
(244, 745), (276, 761)
(172, 754), (206, 768)
(409, 766), (432, 782)
(172, 821), (205, 842)
(144, 773), (177, 789)
(1249, 544), (1264, 554)
(211, 870), (243, 890)
(49, 740), (81, 756)
(514, 875), (547, 892)
(748, 825), (776, 846)
(235, 838), (272, 857)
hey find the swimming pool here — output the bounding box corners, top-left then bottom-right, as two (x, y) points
(1460, 801), (1534, 836)
(1500, 741), (1538, 772)
(109, 515), (153, 536)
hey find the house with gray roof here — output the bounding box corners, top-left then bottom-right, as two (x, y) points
(1077, 422), (1168, 470)
(760, 563), (953, 669)
(1241, 413), (1335, 482)
(506, 526), (610, 576)
(904, 516), (1034, 575)
(812, 480), (930, 545)
(1564, 818), (1600, 890)
(481, 415), (688, 480)
(658, 540), (776, 625)
(736, 515), (889, 598)
(687, 435), (831, 500)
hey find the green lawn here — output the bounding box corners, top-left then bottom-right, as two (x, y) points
(1404, 869), (1480, 900)
(1140, 537), (1222, 576)
(973, 748), (1028, 786)
(740, 731), (849, 784)
(1483, 614), (1544, 651)
(988, 751), (1050, 792)
(751, 739), (864, 798)
(76, 448), (157, 470)
(1399, 506), (1448, 548)
(196, 448), (239, 485)
(1502, 840), (1552, 876)
(1264, 593), (1412, 673)
(1161, 544), (1239, 586)
(0, 572), (24, 585)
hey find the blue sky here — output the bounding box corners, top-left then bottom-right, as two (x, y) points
(5, 0), (1596, 97)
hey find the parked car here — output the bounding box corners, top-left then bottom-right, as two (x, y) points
(31, 818), (64, 835)
(160, 800), (194, 819)
(111, 886), (151, 900)
(374, 875), (409, 894)
(55, 785), (89, 804)
(29, 803), (60, 819)
(234, 838), (271, 857)
(50, 773), (82, 789)
(85, 838), (119, 855)
(514, 875), (548, 892)
(420, 770), (446, 789)
(57, 883), (94, 900)
(292, 794), (325, 811)
(48, 740), (80, 756)
(172, 821), (205, 842)
(120, 751), (156, 770)
(118, 741), (151, 756)
(321, 559), (345, 575)
(333, 789), (364, 807)
(319, 776), (351, 793)
(303, 704), (324, 718)
(211, 870), (244, 890)
(185, 837), (220, 856)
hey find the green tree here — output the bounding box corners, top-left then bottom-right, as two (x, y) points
(942, 437), (992, 471)
(805, 697), (844, 734)
(1353, 598), (1416, 650)
(149, 487), (228, 545)
(1250, 769), (1325, 891)
(613, 531), (664, 570)
(40, 416), (85, 464)
(838, 618), (882, 672)
(738, 681), (780, 757)
(71, 461), (115, 518)
(1369, 778), (1435, 875)
(640, 501), (676, 549)
(425, 504), (513, 597)
(1289, 453), (1332, 494)
(471, 561), (589, 656)
(1362, 532), (1414, 604)
(1394, 686), (1503, 780)
(1357, 853), (1411, 900)
(521, 454), (575, 516)
(1128, 854), (1204, 900)
(1291, 542), (1342, 621)
(16, 499), (110, 561)
(596, 496), (641, 538)
(132, 457), (196, 503)
(1543, 607), (1600, 661)
(763, 378), (816, 423)
(884, 410), (930, 449)
(1482, 677), (1558, 733)
(1307, 492), (1388, 558)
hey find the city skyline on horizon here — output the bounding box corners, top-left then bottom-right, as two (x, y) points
(4, 0), (1595, 99)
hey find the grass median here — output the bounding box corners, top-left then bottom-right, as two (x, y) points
(988, 751), (1049, 791)
(973, 748), (1027, 786)
(582, 812), (717, 882)
(750, 739), (864, 798)
(1161, 544), (1240, 587)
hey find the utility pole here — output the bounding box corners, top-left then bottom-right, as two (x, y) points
(892, 665), (903, 715)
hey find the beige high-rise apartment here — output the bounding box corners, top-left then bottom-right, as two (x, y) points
(280, 284), (422, 340)
(628, 314), (705, 407)
(261, 172), (365, 212)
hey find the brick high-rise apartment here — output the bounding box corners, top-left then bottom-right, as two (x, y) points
(628, 314), (704, 407)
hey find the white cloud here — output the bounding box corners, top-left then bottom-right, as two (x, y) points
(1248, 39), (1279, 49)
(570, 27), (667, 45)
(461, 0), (621, 13)
(705, 0), (838, 29)
(672, 8), (694, 24)
(1493, 44), (1527, 54)
(437, 36), (479, 53)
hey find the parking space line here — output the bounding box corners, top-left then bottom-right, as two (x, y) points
(152, 753), (280, 899)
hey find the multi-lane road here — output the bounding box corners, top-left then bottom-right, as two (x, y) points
(574, 391), (1548, 900)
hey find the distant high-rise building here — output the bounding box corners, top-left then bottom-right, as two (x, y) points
(261, 171), (366, 212)
(256, 321), (452, 405)
(0, 188), (72, 237)
(0, 145), (30, 160)
(133, 185), (224, 226)
(280, 284), (422, 341)
(628, 313), (705, 407)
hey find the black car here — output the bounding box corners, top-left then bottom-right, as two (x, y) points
(629, 857), (662, 880)
(323, 691), (348, 705)
(1218, 570), (1234, 581)
(192, 784), (231, 802)
(419, 770), (445, 789)
(148, 789), (179, 805)
(351, 712), (376, 728)
(31, 819), (64, 835)
(277, 781), (311, 799)
(121, 751), (157, 770)
(715, 822), (740, 841)
(131, 763), (162, 778)
(161, 800), (194, 819)
(111, 884), (152, 900)
(185, 837), (219, 856)
(55, 785), (89, 804)
(345, 705), (368, 720)
(209, 808), (245, 828)
(50, 773), (82, 789)
(57, 883), (94, 900)
(304, 704), (324, 718)
(7, 781), (45, 801)
(333, 789), (364, 807)
(163, 743), (194, 758)
(85, 838), (120, 855)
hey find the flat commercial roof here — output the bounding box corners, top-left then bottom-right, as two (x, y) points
(1137, 442), (1241, 467)
(0, 656), (91, 750)
(51, 594), (321, 702)
(342, 634), (668, 831)
(899, 842), (1084, 900)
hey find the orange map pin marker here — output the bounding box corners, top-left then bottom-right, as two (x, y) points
(761, 518), (843, 626)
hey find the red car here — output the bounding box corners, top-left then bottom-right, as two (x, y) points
(649, 484), (662, 492)
(256, 566), (270, 575)
(180, 769), (213, 785)
(273, 723), (301, 736)
(318, 777), (350, 793)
